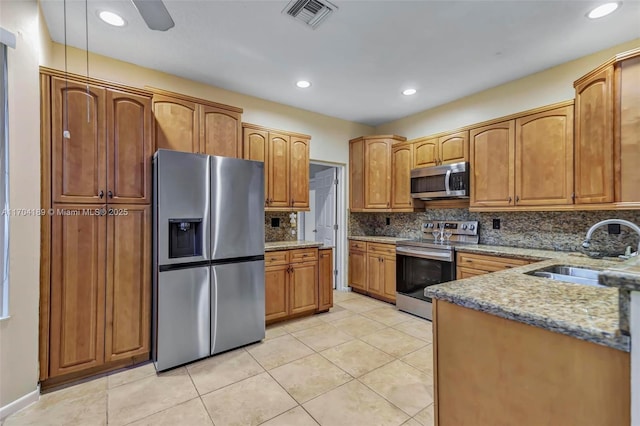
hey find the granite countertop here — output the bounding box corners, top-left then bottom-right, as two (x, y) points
(426, 251), (631, 352)
(600, 255), (640, 292)
(348, 236), (410, 244)
(265, 241), (324, 251)
(454, 244), (568, 261)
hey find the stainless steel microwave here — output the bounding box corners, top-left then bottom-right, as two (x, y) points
(410, 161), (469, 200)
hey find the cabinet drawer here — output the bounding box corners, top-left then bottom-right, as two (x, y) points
(265, 251), (289, 267)
(457, 252), (529, 273)
(367, 242), (396, 256)
(349, 240), (367, 251)
(290, 248), (318, 263)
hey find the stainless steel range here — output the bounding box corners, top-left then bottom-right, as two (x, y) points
(396, 220), (479, 320)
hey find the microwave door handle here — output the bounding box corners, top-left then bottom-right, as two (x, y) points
(444, 169), (452, 195)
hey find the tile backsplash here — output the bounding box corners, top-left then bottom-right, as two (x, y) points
(350, 210), (640, 254)
(265, 212), (298, 242)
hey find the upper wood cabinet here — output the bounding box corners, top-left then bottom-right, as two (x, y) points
(470, 104), (573, 209)
(515, 105), (574, 206)
(51, 76), (152, 204)
(151, 88), (243, 158)
(574, 67), (614, 204)
(391, 143), (415, 209)
(469, 120), (515, 208)
(243, 123), (311, 211)
(349, 135), (406, 211)
(411, 132), (468, 169)
(573, 48), (640, 206)
(438, 131), (469, 165)
(413, 137), (438, 168)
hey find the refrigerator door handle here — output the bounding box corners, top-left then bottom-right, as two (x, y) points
(210, 267), (218, 354)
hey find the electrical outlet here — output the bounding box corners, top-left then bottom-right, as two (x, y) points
(608, 224), (621, 234)
(386, 217), (391, 225)
(271, 218), (280, 227)
(492, 219), (501, 230)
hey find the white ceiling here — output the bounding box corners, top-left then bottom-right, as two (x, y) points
(40, 0), (640, 126)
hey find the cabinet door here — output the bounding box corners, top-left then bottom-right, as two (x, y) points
(382, 255), (396, 302)
(153, 94), (199, 153)
(105, 205), (151, 362)
(349, 139), (365, 210)
(413, 138), (438, 168)
(106, 89), (153, 204)
(456, 267), (487, 279)
(49, 204), (106, 377)
(52, 78), (106, 204)
(515, 106), (574, 206)
(290, 137), (310, 209)
(266, 264), (289, 322)
(318, 248), (333, 311)
(348, 250), (366, 291)
(268, 133), (290, 209)
(243, 128), (269, 207)
(366, 253), (383, 296)
(200, 104), (241, 158)
(469, 121), (515, 207)
(439, 131), (468, 165)
(619, 57), (640, 202)
(574, 67), (614, 203)
(391, 144), (414, 209)
(364, 139), (392, 209)
(290, 261), (318, 315)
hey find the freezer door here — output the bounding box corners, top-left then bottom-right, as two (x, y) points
(210, 156), (265, 260)
(211, 260), (265, 355)
(155, 267), (210, 371)
(156, 150), (210, 265)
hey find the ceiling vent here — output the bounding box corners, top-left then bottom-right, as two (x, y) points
(283, 0), (338, 29)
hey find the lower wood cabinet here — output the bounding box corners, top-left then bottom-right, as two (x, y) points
(265, 248), (319, 323)
(348, 240), (396, 303)
(456, 252), (531, 278)
(318, 248), (334, 312)
(48, 204), (151, 379)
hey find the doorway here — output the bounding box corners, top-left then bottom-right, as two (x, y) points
(298, 162), (346, 290)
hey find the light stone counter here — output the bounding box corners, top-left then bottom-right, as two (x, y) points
(348, 236), (410, 244)
(265, 241), (323, 252)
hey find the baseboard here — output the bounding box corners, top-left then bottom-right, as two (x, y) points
(0, 386), (40, 421)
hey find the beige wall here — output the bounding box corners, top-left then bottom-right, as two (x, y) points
(43, 44), (373, 164)
(0, 0), (47, 410)
(376, 38), (640, 138)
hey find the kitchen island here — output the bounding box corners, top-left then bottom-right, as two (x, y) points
(425, 249), (632, 426)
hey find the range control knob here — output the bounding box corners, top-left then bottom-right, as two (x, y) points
(461, 224), (468, 230)
(427, 223), (434, 228)
(469, 224), (476, 231)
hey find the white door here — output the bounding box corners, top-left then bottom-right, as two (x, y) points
(314, 168), (336, 248)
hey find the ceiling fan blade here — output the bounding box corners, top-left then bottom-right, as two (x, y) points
(131, 0), (175, 31)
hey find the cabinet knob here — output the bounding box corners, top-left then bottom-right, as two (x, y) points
(515, 195), (520, 203)
(387, 202), (390, 207)
(507, 196), (512, 203)
(108, 190), (113, 199)
(291, 198), (294, 205)
(99, 190), (104, 199)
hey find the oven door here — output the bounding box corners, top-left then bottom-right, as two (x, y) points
(396, 248), (455, 302)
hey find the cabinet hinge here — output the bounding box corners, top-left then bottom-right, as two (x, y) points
(334, 269), (338, 276)
(334, 179), (338, 185)
(333, 224), (338, 230)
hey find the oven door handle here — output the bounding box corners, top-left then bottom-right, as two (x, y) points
(444, 169), (452, 195)
(396, 247), (453, 262)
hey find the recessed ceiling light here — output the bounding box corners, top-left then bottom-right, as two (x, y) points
(296, 80), (311, 88)
(402, 89), (417, 96)
(587, 2), (620, 19)
(99, 11), (126, 27)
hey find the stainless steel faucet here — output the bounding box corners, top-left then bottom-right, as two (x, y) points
(582, 219), (640, 257)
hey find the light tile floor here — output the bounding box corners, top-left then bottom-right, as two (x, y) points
(4, 291), (435, 426)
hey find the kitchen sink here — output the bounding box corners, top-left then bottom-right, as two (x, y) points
(525, 265), (604, 287)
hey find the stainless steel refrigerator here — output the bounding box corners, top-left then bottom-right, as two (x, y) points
(152, 150), (265, 371)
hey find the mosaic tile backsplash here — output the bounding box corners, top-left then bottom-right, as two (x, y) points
(265, 212), (298, 242)
(350, 210), (640, 255)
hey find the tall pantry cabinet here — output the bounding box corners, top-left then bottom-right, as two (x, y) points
(40, 69), (152, 386)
